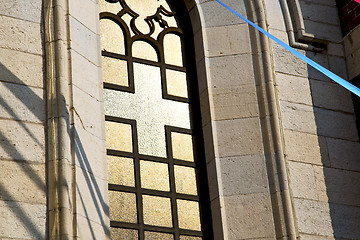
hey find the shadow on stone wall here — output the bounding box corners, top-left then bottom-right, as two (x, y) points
(0, 62), (46, 239)
(0, 62), (110, 239)
(307, 52), (360, 239)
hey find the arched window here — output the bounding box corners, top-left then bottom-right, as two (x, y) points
(99, 0), (213, 239)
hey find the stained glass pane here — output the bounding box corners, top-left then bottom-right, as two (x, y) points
(140, 160), (170, 191)
(164, 34), (183, 66)
(109, 191), (137, 223)
(111, 228), (138, 240)
(104, 63), (190, 158)
(125, 0), (177, 35)
(177, 200), (201, 231)
(99, 0), (121, 14)
(166, 69), (188, 98)
(171, 132), (194, 161)
(180, 236), (202, 240)
(108, 156), (134, 187)
(100, 19), (125, 54)
(132, 41), (158, 61)
(174, 165), (197, 195)
(143, 195), (172, 227)
(145, 231), (174, 240)
(105, 121), (132, 152)
(102, 56), (128, 87)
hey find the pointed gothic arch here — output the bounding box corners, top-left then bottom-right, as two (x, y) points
(99, 1), (213, 239)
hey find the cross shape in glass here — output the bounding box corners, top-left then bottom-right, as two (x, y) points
(104, 62), (190, 158)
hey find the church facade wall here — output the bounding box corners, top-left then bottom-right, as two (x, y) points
(0, 0), (47, 239)
(0, 0), (359, 239)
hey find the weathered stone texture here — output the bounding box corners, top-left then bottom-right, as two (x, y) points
(219, 154), (269, 196)
(210, 84), (259, 120)
(0, 119), (45, 162)
(288, 161), (318, 200)
(204, 24), (251, 57)
(223, 193), (276, 239)
(0, 82), (45, 123)
(0, 200), (46, 239)
(0, 161), (46, 204)
(214, 117), (264, 158)
(0, 0), (42, 23)
(0, 48), (43, 88)
(0, 15), (42, 55)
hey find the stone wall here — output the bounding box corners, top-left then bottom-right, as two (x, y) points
(266, 0), (360, 239)
(0, 0), (47, 239)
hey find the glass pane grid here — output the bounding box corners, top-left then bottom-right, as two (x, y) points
(100, 0), (211, 238)
(107, 124), (203, 238)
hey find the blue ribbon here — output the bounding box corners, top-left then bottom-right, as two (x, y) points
(216, 0), (360, 97)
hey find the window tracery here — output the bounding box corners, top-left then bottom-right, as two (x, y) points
(99, 1), (212, 239)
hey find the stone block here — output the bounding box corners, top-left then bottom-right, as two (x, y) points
(214, 117), (264, 158)
(202, 122), (216, 164)
(200, 90), (212, 127)
(208, 54), (255, 89)
(313, 165), (329, 202)
(346, 46), (360, 80)
(293, 198), (333, 237)
(70, 16), (101, 66)
(0, 47), (43, 88)
(0, 82), (45, 123)
(203, 24), (251, 57)
(74, 125), (107, 180)
(198, 0), (246, 28)
(303, 20), (342, 43)
(210, 84), (259, 120)
(0, 0), (42, 23)
(322, 167), (360, 207)
(72, 85), (105, 140)
(314, 108), (358, 141)
(268, 28), (289, 43)
(326, 138), (360, 172)
(280, 101), (317, 134)
(207, 158), (221, 201)
(0, 15), (42, 55)
(76, 166), (109, 227)
(71, 49), (103, 101)
(301, 0), (336, 6)
(218, 154), (269, 196)
(0, 160), (46, 205)
(283, 130), (330, 166)
(264, 0), (286, 31)
(273, 44), (307, 77)
(77, 214), (110, 240)
(223, 193), (275, 239)
(288, 161), (317, 200)
(327, 43), (345, 57)
(189, 5), (201, 34)
(328, 56), (347, 79)
(328, 203), (360, 239)
(306, 51), (331, 82)
(299, 234), (335, 240)
(210, 197), (226, 240)
(69, 0), (99, 34)
(310, 80), (353, 113)
(197, 57), (208, 95)
(0, 119), (45, 163)
(276, 73), (312, 106)
(343, 25), (360, 57)
(299, 2), (339, 25)
(0, 200), (46, 239)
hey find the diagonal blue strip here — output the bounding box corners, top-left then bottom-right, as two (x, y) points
(216, 0), (360, 97)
